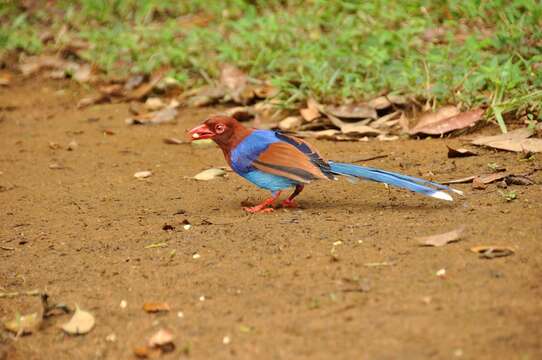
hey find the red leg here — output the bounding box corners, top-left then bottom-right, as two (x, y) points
(281, 185), (304, 208)
(244, 191), (282, 213)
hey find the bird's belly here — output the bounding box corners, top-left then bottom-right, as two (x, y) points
(241, 170), (299, 192)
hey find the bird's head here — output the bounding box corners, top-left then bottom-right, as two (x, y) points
(188, 115), (249, 148)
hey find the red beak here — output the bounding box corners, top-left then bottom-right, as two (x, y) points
(187, 124), (214, 141)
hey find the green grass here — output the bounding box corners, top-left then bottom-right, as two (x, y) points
(1, 0), (541, 123)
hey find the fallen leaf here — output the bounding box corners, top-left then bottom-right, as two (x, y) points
(127, 69), (167, 100)
(3, 312), (41, 335)
(61, 305), (95, 335)
(370, 111), (401, 129)
(278, 116), (303, 131)
(193, 168), (226, 180)
(126, 106), (177, 125)
(410, 108), (483, 135)
(339, 123), (383, 137)
(470, 245), (515, 259)
(72, 64), (93, 83)
(325, 103), (377, 119)
(417, 227), (464, 247)
(447, 146), (477, 158)
(253, 84), (278, 99)
(220, 64), (248, 94)
(300, 98), (322, 122)
(143, 302), (171, 313)
(472, 128), (542, 153)
(145, 97), (166, 111)
(472, 173), (508, 189)
(163, 137), (186, 145)
(367, 96), (392, 110)
(505, 175), (534, 186)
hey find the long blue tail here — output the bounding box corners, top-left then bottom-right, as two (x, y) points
(328, 161), (463, 201)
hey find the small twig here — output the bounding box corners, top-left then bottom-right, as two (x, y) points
(0, 289), (41, 299)
(349, 154), (388, 163)
(1, 246), (15, 251)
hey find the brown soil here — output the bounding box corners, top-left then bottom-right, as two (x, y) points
(1, 78), (541, 360)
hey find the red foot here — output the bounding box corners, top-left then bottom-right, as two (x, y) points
(280, 199), (298, 208)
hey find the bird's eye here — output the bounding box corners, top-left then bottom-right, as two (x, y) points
(215, 124), (225, 134)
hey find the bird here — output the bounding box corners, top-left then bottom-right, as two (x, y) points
(188, 115), (463, 213)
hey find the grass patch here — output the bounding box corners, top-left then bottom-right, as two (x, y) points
(1, 0), (541, 121)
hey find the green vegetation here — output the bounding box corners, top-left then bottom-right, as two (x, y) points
(1, 0), (541, 120)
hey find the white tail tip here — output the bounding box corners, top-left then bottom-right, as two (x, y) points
(431, 191), (454, 201)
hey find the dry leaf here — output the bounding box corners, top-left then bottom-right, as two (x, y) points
(220, 64), (248, 93)
(143, 302), (171, 313)
(127, 69), (166, 100)
(300, 98), (321, 122)
(253, 84), (278, 99)
(145, 97), (166, 111)
(470, 245), (515, 259)
(126, 107), (177, 125)
(193, 168), (226, 180)
(3, 312), (41, 335)
(134, 171), (152, 179)
(367, 96), (392, 110)
(417, 106), (461, 129)
(61, 306), (95, 335)
(505, 175), (534, 186)
(340, 123), (383, 137)
(278, 116), (303, 131)
(417, 227), (464, 247)
(325, 103), (377, 119)
(410, 108), (483, 135)
(447, 146), (477, 158)
(472, 173), (508, 189)
(472, 128), (542, 153)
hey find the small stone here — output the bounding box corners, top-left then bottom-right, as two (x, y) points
(134, 171), (152, 179)
(199, 295), (205, 301)
(436, 268), (446, 277)
(106, 333), (117, 342)
(222, 336), (231, 345)
(177, 311), (184, 318)
(192, 253), (200, 259)
(120, 300), (127, 309)
(183, 224), (192, 230)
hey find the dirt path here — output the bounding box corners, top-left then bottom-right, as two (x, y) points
(1, 78), (541, 359)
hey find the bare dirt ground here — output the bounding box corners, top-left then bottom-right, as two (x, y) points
(1, 78), (541, 360)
